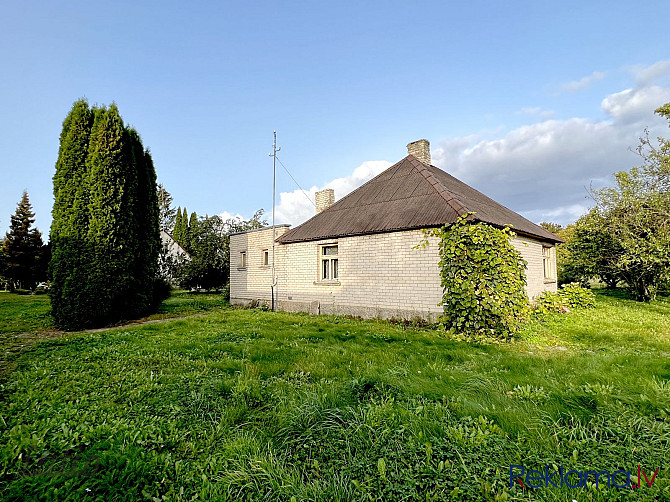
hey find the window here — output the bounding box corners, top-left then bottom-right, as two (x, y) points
(320, 245), (338, 281)
(542, 246), (554, 280)
(239, 251), (247, 268)
(262, 249), (269, 266)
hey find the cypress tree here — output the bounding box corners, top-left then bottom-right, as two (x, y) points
(174, 207), (183, 243)
(180, 206), (189, 250)
(129, 129), (160, 312)
(50, 100), (160, 329)
(49, 99), (93, 327)
(186, 211), (199, 253)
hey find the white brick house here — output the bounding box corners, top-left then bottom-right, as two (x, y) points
(230, 140), (561, 320)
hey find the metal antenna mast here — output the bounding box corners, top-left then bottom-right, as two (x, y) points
(269, 131), (280, 311)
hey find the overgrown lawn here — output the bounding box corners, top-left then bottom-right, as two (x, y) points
(1, 291), (669, 500)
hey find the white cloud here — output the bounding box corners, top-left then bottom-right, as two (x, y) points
(559, 71), (606, 93)
(518, 107), (555, 120)
(432, 79), (670, 226)
(600, 85), (670, 123)
(629, 59), (670, 87)
(275, 160), (392, 226)
(272, 61), (670, 229)
(218, 210), (245, 222)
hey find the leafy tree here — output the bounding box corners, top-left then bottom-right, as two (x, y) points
(419, 214), (528, 338)
(3, 191), (44, 290)
(157, 183), (176, 233)
(540, 222), (563, 234)
(176, 210), (267, 291)
(564, 104), (670, 301)
(50, 100), (160, 329)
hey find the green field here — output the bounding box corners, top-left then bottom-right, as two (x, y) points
(1, 291), (669, 501)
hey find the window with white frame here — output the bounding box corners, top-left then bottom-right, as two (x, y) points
(239, 251), (247, 268)
(320, 244), (338, 281)
(542, 246), (554, 280)
(262, 249), (269, 266)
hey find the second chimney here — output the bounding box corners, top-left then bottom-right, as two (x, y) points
(315, 188), (335, 214)
(407, 139), (431, 165)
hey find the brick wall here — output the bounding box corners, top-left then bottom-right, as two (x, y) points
(230, 227), (557, 319)
(512, 235), (558, 298)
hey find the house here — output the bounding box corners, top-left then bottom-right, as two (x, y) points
(159, 230), (191, 283)
(230, 140), (561, 320)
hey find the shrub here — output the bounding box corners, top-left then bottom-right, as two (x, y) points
(532, 290), (567, 315)
(559, 282), (596, 308)
(221, 283), (230, 302)
(420, 214), (529, 338)
(532, 283), (595, 315)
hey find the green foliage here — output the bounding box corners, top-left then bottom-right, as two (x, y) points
(3, 191), (44, 290)
(424, 214), (529, 338)
(559, 282), (596, 308)
(533, 283), (595, 316)
(157, 183), (176, 233)
(1, 292), (670, 500)
(531, 290), (566, 315)
(49, 100), (160, 329)
(561, 103), (670, 301)
(539, 221), (563, 234)
(173, 206), (184, 243)
(176, 209), (267, 291)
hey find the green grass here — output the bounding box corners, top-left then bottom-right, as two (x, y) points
(0, 292), (52, 335)
(0, 291), (669, 500)
(0, 289), (228, 335)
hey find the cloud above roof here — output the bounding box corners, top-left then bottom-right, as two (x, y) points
(273, 60), (670, 228)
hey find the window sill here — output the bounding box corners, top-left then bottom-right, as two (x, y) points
(237, 267), (247, 271)
(313, 280), (341, 286)
(543, 278), (557, 284)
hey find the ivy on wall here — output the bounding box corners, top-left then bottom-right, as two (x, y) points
(419, 214), (529, 338)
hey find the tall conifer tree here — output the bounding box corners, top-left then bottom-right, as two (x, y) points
(188, 211), (199, 252)
(50, 100), (160, 328)
(174, 207), (183, 243)
(3, 191), (43, 290)
(49, 99), (93, 327)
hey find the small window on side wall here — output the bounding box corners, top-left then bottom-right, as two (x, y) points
(240, 251), (247, 268)
(542, 246), (554, 279)
(320, 245), (338, 280)
(262, 249), (269, 266)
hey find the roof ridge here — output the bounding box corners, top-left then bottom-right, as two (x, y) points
(408, 156), (469, 217)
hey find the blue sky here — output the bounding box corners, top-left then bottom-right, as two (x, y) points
(1, 1), (669, 235)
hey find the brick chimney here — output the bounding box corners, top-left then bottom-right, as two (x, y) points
(315, 188), (335, 214)
(407, 139), (431, 165)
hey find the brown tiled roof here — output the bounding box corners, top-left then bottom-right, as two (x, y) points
(277, 155), (562, 244)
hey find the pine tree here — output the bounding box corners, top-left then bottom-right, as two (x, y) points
(3, 191), (44, 290)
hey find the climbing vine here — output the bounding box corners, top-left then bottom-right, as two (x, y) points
(420, 214), (529, 338)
